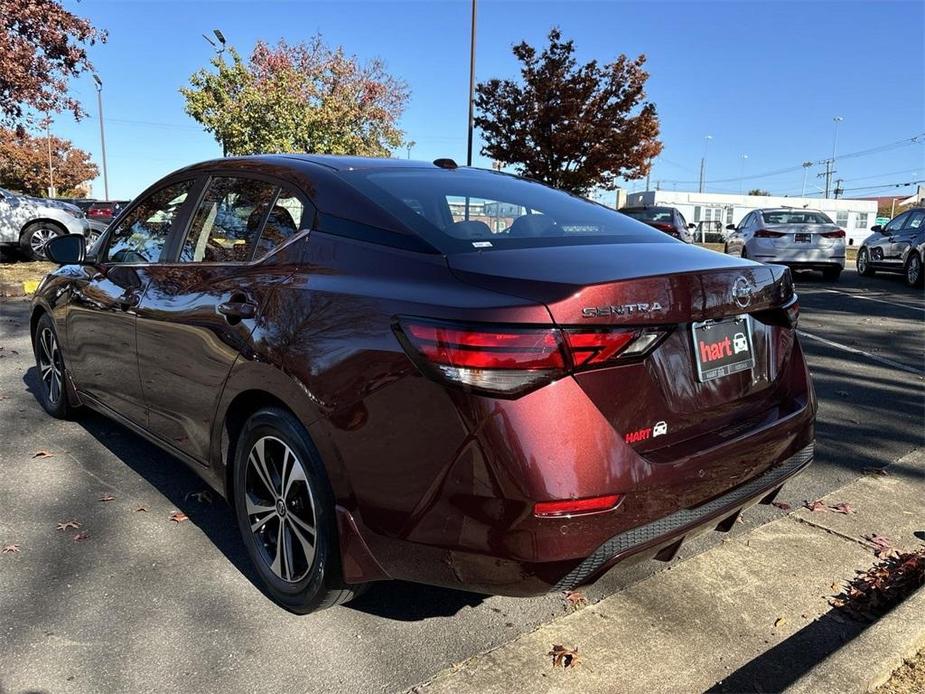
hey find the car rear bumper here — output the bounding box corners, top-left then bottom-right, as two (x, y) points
(750, 248), (845, 269)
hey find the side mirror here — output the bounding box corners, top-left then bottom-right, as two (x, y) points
(44, 233), (87, 265)
(726, 224), (736, 231)
(687, 223), (696, 229)
(870, 225), (883, 234)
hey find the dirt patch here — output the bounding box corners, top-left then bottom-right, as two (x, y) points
(0, 260), (55, 294)
(876, 650), (925, 694)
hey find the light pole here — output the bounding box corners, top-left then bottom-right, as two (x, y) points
(405, 140), (415, 159)
(800, 161), (813, 197)
(466, 0), (477, 166)
(45, 116), (55, 198)
(203, 29), (228, 156)
(698, 135), (712, 193)
(739, 154), (748, 195)
(92, 74), (109, 201)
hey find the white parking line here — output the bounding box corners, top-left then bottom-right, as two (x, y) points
(813, 287), (925, 313)
(798, 330), (924, 376)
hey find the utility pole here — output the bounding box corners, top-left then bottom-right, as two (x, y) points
(824, 116), (844, 199)
(800, 161), (813, 197)
(466, 0), (477, 167)
(820, 160), (835, 199)
(698, 135), (712, 193)
(92, 74), (109, 201)
(405, 140), (415, 159)
(833, 178), (844, 199)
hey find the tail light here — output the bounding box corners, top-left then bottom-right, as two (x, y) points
(650, 222), (675, 233)
(754, 229), (786, 238)
(396, 319), (668, 397)
(821, 229), (846, 238)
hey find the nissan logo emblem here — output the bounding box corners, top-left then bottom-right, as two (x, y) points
(733, 277), (753, 309)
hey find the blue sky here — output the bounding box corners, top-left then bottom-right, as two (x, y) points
(53, 0), (924, 201)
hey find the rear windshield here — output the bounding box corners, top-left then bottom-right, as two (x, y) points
(621, 207), (674, 223)
(761, 211), (833, 225)
(340, 169), (668, 253)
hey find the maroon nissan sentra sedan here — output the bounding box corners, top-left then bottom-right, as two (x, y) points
(31, 155), (814, 613)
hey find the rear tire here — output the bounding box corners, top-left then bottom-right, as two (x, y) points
(232, 407), (362, 614)
(822, 267), (842, 282)
(32, 313), (72, 419)
(857, 248), (875, 277)
(905, 252), (923, 288)
(20, 221), (64, 261)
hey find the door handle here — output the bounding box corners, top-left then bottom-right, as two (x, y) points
(218, 298), (257, 321)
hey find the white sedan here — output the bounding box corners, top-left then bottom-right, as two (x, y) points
(724, 208), (846, 281)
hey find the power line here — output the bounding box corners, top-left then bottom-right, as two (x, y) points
(658, 132), (925, 186)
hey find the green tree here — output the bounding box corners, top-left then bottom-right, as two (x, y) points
(748, 188), (771, 196)
(181, 36), (409, 157)
(475, 28), (662, 195)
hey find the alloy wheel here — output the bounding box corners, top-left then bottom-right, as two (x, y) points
(907, 254), (921, 286)
(38, 327), (64, 404)
(244, 436), (317, 583)
(29, 226), (58, 256)
(857, 250), (867, 274)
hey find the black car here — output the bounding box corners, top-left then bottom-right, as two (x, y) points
(857, 208), (925, 287)
(620, 206), (694, 243)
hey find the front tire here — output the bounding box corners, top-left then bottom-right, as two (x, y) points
(822, 267), (842, 282)
(232, 407), (361, 614)
(32, 313), (72, 419)
(20, 222), (63, 261)
(905, 252), (924, 288)
(857, 248), (875, 277)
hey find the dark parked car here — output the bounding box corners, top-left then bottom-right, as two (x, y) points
(620, 205), (695, 243)
(857, 208), (924, 287)
(31, 155), (815, 613)
(86, 199), (130, 221)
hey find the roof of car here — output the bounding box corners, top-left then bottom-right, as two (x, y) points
(275, 154), (454, 171)
(758, 207), (824, 214)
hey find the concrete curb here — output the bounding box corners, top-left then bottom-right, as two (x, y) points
(785, 583), (925, 694)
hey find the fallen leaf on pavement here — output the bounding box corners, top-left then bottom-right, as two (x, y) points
(563, 590), (587, 609)
(168, 511), (189, 524)
(830, 547), (925, 622)
(804, 499), (827, 512)
(771, 501), (792, 511)
(773, 616), (787, 627)
(32, 450), (53, 459)
(185, 490), (212, 504)
(56, 520), (80, 531)
(2, 543), (21, 554)
(863, 533), (893, 553)
(548, 644), (581, 669)
(830, 502), (854, 514)
(134, 506), (148, 513)
(97, 494), (115, 502)
(72, 532), (89, 542)
(862, 467), (888, 477)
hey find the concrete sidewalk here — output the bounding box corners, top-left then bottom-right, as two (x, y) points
(410, 449), (925, 694)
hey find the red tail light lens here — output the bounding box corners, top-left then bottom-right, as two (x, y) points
(397, 320), (668, 396)
(534, 494), (623, 518)
(821, 229), (846, 238)
(565, 329), (636, 366)
(650, 222), (675, 233)
(754, 229), (786, 238)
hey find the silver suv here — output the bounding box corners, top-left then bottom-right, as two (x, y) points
(0, 187), (91, 260)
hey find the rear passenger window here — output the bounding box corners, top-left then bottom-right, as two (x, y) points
(180, 177), (279, 263)
(253, 185), (305, 259)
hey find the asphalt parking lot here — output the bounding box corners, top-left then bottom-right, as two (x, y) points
(0, 267), (923, 694)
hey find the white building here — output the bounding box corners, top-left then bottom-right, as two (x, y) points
(623, 190), (878, 246)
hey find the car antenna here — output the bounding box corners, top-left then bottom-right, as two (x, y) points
(433, 158), (458, 170)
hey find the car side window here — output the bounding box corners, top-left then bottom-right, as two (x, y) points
(902, 210), (924, 231)
(884, 212), (909, 233)
(179, 177), (279, 263)
(253, 185), (306, 259)
(737, 213), (752, 231)
(105, 180), (193, 264)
